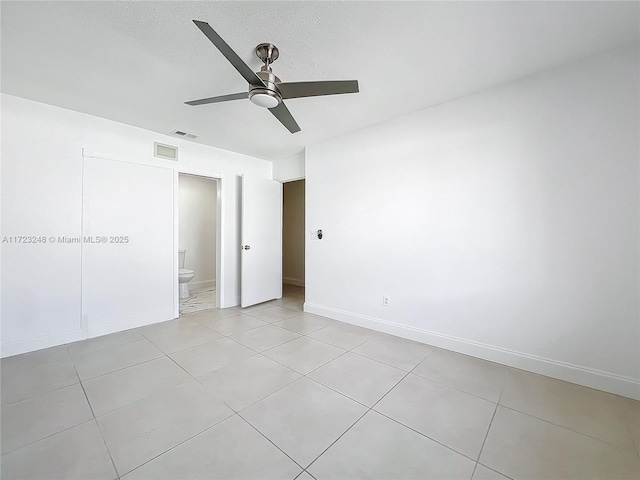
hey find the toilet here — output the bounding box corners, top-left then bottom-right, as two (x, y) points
(178, 249), (195, 299)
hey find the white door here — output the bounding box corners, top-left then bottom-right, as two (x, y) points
(241, 174), (282, 307)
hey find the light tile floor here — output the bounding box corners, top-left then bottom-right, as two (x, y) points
(1, 284), (639, 479)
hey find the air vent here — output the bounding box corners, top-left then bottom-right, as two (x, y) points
(172, 130), (198, 139)
(154, 142), (178, 161)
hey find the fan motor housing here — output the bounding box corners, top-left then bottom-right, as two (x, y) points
(249, 70), (282, 108)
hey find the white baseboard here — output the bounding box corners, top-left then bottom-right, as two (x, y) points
(304, 302), (640, 400)
(190, 279), (215, 290)
(87, 309), (176, 338)
(1, 329), (84, 358)
(1, 309), (178, 358)
(283, 277), (305, 287)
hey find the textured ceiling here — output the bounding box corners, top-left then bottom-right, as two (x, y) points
(2, 1), (638, 161)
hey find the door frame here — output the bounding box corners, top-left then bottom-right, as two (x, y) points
(174, 169), (224, 316)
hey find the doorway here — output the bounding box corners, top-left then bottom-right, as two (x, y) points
(282, 179), (305, 289)
(178, 173), (218, 315)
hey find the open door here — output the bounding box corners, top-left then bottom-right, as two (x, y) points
(241, 174), (282, 307)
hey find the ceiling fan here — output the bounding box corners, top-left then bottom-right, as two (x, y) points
(185, 20), (359, 133)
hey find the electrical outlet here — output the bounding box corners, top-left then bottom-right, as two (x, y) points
(383, 296), (390, 306)
(310, 230), (318, 240)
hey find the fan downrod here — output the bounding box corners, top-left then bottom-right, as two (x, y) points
(255, 43), (279, 65)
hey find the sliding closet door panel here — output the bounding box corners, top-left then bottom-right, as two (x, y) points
(82, 156), (174, 336)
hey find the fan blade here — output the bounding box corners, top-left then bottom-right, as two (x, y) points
(185, 92), (248, 106)
(277, 80), (359, 99)
(269, 102), (301, 133)
(193, 20), (265, 87)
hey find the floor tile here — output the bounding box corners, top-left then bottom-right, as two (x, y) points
(1, 383), (93, 454)
(97, 380), (234, 475)
(480, 406), (640, 479)
(122, 414), (302, 480)
(184, 307), (240, 323)
(500, 369), (636, 451)
(136, 317), (200, 337)
(203, 314), (269, 335)
(242, 377), (367, 467)
(309, 352), (406, 407)
(71, 338), (164, 380)
(281, 295), (305, 305)
(169, 337), (256, 377)
(198, 355), (301, 411)
(308, 410), (475, 479)
(308, 323), (377, 350)
(282, 299), (304, 312)
(1, 357), (79, 405)
(283, 286), (305, 298)
(233, 301), (279, 314)
(472, 464), (511, 480)
(1, 345), (71, 370)
(230, 324), (301, 352)
(83, 356), (191, 416)
(67, 329), (144, 357)
(274, 313), (336, 334)
(375, 373), (496, 458)
(145, 324), (224, 354)
(248, 305), (301, 322)
(0, 420), (116, 480)
(619, 396), (640, 456)
(352, 334), (432, 371)
(265, 297), (292, 306)
(263, 337), (346, 375)
(413, 348), (508, 402)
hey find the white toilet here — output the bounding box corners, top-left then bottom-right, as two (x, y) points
(178, 249), (195, 299)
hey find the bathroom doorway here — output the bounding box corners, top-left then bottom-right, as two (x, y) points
(178, 173), (218, 315)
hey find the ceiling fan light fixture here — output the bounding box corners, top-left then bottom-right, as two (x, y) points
(248, 88), (280, 108)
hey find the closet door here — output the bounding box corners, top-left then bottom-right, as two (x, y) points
(82, 155), (175, 336)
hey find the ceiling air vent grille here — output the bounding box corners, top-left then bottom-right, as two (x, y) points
(154, 142), (178, 161)
(172, 130), (198, 139)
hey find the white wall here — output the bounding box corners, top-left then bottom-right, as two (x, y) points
(82, 156), (175, 338)
(283, 180), (305, 286)
(179, 174), (217, 289)
(1, 94), (271, 356)
(305, 44), (640, 399)
(273, 150), (305, 182)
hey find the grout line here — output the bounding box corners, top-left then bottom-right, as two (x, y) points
(164, 350), (197, 379)
(93, 418), (122, 479)
(116, 412), (236, 478)
(66, 331), (145, 358)
(372, 408), (480, 464)
(74, 356), (122, 480)
(236, 411), (307, 471)
(74, 362), (97, 420)
(500, 373), (639, 453)
(303, 356), (423, 472)
(304, 408), (371, 471)
(475, 402), (499, 462)
(1, 378), (81, 407)
(498, 404), (640, 454)
(475, 462), (515, 480)
(74, 354), (166, 383)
